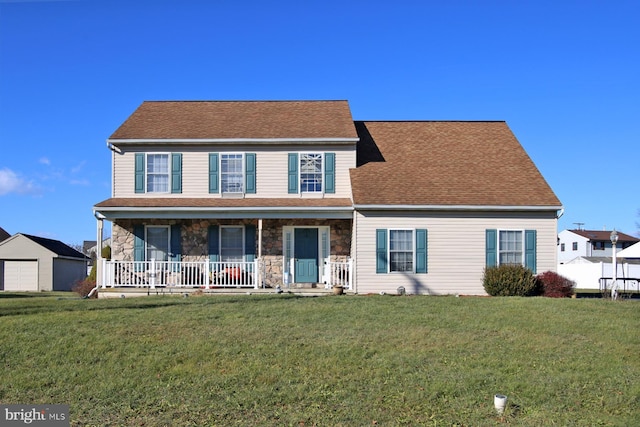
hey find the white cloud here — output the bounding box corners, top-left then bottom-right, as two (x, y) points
(39, 157), (51, 165)
(71, 160), (86, 174)
(0, 168), (41, 196)
(70, 179), (90, 186)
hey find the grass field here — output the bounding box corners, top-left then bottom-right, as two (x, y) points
(0, 292), (638, 426)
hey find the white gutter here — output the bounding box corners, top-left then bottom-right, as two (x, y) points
(107, 137), (359, 145)
(353, 204), (564, 212)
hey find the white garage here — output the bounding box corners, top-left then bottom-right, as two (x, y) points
(0, 233), (88, 292)
(4, 260), (38, 291)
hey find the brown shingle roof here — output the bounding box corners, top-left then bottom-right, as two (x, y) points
(569, 229), (639, 242)
(95, 198), (353, 209)
(109, 100), (358, 140)
(350, 121), (561, 207)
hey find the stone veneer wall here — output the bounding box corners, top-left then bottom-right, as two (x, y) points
(111, 218), (352, 287)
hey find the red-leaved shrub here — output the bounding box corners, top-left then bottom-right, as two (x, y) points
(73, 279), (97, 298)
(536, 271), (575, 298)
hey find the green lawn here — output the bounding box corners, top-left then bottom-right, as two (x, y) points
(1, 293), (638, 426)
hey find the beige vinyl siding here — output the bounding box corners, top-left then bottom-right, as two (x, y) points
(112, 144), (356, 198)
(354, 210), (558, 296)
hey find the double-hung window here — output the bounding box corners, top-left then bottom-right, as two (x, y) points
(146, 226), (169, 261)
(376, 228), (428, 274)
(147, 154), (169, 193)
(221, 154), (244, 194)
(499, 230), (523, 265)
(390, 230), (414, 272)
(300, 153), (323, 193)
(220, 226), (244, 262)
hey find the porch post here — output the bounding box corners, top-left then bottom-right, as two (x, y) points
(96, 214), (104, 288)
(258, 219), (263, 258)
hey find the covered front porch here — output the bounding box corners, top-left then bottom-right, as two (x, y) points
(100, 258), (353, 290)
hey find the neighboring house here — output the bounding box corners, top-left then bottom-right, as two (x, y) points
(558, 229), (639, 264)
(93, 100), (562, 295)
(618, 241), (640, 259)
(0, 233), (89, 291)
(0, 227), (10, 243)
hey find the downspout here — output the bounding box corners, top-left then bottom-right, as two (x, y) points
(351, 209), (357, 294)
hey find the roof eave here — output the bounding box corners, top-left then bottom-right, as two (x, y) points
(107, 137), (359, 146)
(93, 206), (354, 220)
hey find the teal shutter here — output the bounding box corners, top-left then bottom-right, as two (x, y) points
(170, 224), (181, 263)
(133, 225), (144, 271)
(134, 153), (145, 193)
(486, 229), (497, 267)
(245, 153), (256, 194)
(415, 229), (428, 273)
(208, 225), (219, 263)
(288, 153), (298, 194)
(525, 230), (537, 273)
(376, 229), (388, 274)
(245, 224), (256, 262)
(209, 153), (219, 193)
(171, 153), (182, 194)
(324, 152), (335, 194)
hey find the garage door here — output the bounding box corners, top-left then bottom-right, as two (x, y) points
(4, 261), (38, 291)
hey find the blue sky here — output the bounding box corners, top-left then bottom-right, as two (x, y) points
(0, 0), (638, 246)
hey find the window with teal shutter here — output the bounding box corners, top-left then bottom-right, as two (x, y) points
(171, 153), (182, 194)
(209, 153), (219, 193)
(525, 230), (537, 273)
(486, 229), (497, 267)
(134, 153), (145, 193)
(288, 153), (298, 193)
(324, 152), (335, 193)
(245, 153), (256, 194)
(376, 229), (388, 273)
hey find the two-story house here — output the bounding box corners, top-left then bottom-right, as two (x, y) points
(558, 229), (639, 264)
(93, 100), (562, 295)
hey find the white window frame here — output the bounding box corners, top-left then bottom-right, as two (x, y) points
(220, 225), (244, 262)
(221, 153), (245, 194)
(299, 152), (323, 193)
(498, 229), (524, 266)
(145, 225), (170, 261)
(146, 153), (170, 193)
(388, 228), (415, 273)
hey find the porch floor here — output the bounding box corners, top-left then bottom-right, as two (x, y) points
(97, 286), (347, 299)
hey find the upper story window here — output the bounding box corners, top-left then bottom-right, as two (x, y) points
(288, 152), (335, 194)
(221, 154), (244, 193)
(572, 242), (578, 251)
(147, 154), (169, 193)
(560, 243), (565, 252)
(300, 153), (323, 193)
(592, 241), (605, 251)
(209, 153), (256, 195)
(499, 230), (523, 265)
(135, 153), (181, 194)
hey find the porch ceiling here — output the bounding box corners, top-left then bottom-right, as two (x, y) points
(93, 197), (354, 220)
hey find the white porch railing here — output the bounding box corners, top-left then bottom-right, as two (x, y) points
(102, 259), (260, 289)
(324, 258), (353, 290)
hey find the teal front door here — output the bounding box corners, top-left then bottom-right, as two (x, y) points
(294, 228), (319, 283)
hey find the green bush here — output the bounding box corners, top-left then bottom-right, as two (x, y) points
(483, 264), (538, 296)
(87, 245), (111, 282)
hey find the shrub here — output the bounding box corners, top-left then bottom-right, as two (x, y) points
(483, 264), (538, 296)
(536, 271), (575, 298)
(87, 245), (111, 282)
(73, 279), (97, 298)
